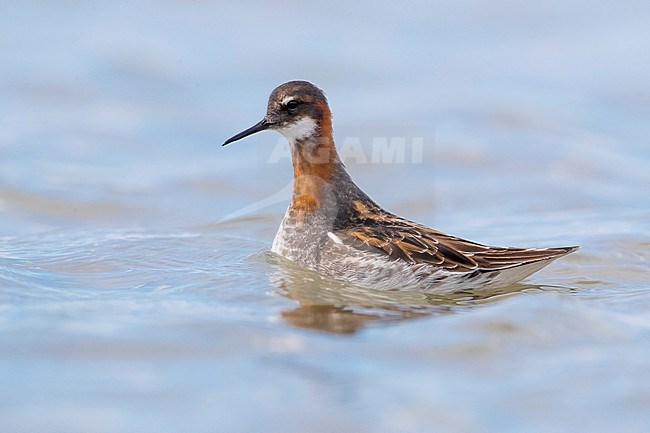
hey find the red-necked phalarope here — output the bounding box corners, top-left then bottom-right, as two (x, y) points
(223, 81), (579, 293)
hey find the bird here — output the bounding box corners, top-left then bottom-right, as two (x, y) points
(223, 80), (578, 293)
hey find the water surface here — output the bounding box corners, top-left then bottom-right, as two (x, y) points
(1, 2), (649, 432)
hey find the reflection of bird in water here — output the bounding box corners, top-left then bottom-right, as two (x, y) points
(281, 305), (386, 335)
(267, 256), (448, 333)
(224, 81), (578, 293)
(265, 253), (555, 334)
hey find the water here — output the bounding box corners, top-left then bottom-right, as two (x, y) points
(1, 2), (649, 432)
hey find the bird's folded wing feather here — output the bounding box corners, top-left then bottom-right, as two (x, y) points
(337, 215), (576, 272)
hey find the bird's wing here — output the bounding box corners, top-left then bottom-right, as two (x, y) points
(335, 201), (578, 272)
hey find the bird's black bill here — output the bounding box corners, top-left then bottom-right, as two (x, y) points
(222, 119), (270, 146)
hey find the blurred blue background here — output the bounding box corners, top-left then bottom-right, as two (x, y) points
(1, 2), (649, 432)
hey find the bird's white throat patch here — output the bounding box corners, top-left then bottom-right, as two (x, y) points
(278, 117), (318, 143)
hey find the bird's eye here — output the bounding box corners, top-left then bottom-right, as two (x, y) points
(285, 100), (300, 110)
